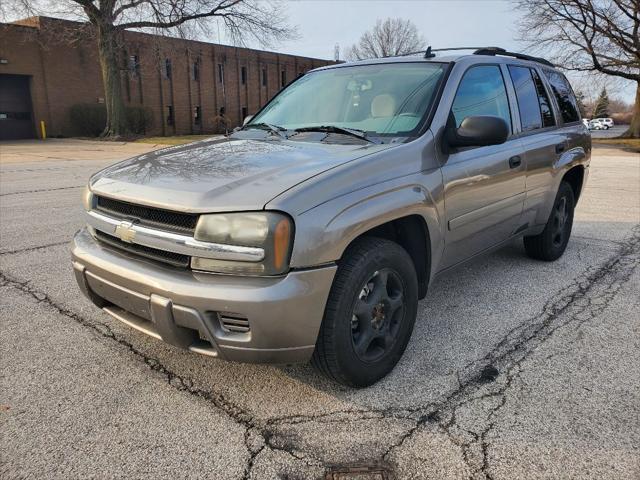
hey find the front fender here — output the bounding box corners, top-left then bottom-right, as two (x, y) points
(289, 170), (445, 282)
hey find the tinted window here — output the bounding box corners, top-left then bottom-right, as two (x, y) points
(543, 70), (580, 123)
(508, 66), (542, 131)
(451, 65), (511, 132)
(531, 69), (555, 127)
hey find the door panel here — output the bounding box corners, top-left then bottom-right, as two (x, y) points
(440, 64), (526, 269)
(441, 141), (526, 268)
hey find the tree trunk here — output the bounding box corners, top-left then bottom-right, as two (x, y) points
(621, 81), (640, 139)
(97, 25), (127, 138)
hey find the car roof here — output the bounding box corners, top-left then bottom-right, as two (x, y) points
(311, 50), (559, 73)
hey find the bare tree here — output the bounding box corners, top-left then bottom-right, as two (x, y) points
(346, 18), (426, 61)
(6, 0), (294, 137)
(516, 0), (640, 138)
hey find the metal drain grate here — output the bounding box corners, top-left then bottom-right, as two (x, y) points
(325, 465), (392, 480)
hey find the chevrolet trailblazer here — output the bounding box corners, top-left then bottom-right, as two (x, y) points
(73, 47), (590, 387)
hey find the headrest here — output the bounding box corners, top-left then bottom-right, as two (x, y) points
(371, 94), (396, 118)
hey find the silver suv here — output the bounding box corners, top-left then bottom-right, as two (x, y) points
(73, 47), (590, 387)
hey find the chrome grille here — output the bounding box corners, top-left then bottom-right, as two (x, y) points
(95, 230), (190, 268)
(95, 196), (198, 234)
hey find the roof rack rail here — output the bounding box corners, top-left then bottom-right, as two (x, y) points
(399, 46), (491, 59)
(397, 46), (553, 66)
(473, 47), (554, 67)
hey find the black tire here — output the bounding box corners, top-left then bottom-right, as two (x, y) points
(311, 237), (418, 387)
(524, 181), (575, 261)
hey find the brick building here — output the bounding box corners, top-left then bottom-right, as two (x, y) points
(0, 17), (334, 140)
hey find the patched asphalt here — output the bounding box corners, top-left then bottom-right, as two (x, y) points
(1, 139), (638, 479)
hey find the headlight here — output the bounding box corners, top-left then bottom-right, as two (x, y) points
(191, 211), (294, 275)
(82, 186), (94, 211)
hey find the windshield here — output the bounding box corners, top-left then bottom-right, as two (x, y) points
(249, 63), (446, 137)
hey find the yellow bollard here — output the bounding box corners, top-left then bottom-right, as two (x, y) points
(40, 120), (46, 140)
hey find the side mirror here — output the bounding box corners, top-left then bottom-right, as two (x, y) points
(243, 115), (254, 126)
(446, 115), (509, 148)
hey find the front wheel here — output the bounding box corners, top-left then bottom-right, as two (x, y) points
(524, 181), (575, 261)
(311, 237), (418, 387)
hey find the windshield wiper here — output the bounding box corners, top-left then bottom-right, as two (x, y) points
(242, 122), (288, 138)
(293, 125), (375, 143)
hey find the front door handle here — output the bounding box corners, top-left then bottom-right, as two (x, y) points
(509, 155), (522, 169)
(555, 143), (566, 154)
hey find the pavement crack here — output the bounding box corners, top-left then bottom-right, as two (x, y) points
(0, 240), (70, 256)
(0, 271), (319, 479)
(0, 185), (84, 197)
(380, 225), (640, 477)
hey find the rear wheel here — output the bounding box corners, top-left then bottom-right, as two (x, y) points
(524, 181), (575, 261)
(311, 237), (418, 387)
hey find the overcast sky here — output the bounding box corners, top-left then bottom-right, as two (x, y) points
(271, 0), (634, 103)
(280, 0), (519, 60)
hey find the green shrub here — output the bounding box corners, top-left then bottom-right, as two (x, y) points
(69, 103), (154, 136)
(125, 106), (154, 134)
(69, 103), (107, 136)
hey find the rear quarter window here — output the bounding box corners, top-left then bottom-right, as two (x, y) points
(543, 70), (580, 123)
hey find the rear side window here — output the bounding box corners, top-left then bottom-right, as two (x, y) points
(451, 65), (511, 132)
(543, 70), (580, 123)
(508, 66), (555, 131)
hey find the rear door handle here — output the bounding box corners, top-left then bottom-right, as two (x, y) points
(509, 155), (522, 169)
(555, 143), (566, 154)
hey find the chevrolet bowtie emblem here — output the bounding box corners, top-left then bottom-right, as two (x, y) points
(114, 221), (136, 243)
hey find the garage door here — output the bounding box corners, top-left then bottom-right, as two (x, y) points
(0, 74), (35, 140)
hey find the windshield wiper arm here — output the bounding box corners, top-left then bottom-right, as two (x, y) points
(243, 122), (288, 138)
(294, 125), (375, 143)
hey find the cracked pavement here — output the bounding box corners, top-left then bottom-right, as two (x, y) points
(1, 140), (639, 479)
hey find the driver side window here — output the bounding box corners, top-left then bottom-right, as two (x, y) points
(451, 65), (512, 133)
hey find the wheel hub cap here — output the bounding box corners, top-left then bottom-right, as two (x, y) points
(350, 269), (406, 362)
(371, 303), (386, 329)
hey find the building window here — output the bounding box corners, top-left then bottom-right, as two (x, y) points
(241, 66), (247, 85)
(261, 68), (267, 87)
(194, 106), (201, 125)
(166, 105), (174, 126)
(163, 58), (172, 79)
(281, 69), (286, 87)
(218, 64), (225, 84)
(241, 106), (248, 120)
(128, 54), (140, 76)
(192, 58), (200, 82)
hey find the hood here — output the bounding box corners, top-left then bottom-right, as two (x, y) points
(90, 137), (394, 213)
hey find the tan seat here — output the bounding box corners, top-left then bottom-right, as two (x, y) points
(371, 94), (396, 118)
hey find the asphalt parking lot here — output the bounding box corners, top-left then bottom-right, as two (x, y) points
(589, 125), (629, 139)
(1, 138), (639, 479)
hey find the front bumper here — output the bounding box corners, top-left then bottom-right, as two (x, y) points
(72, 227), (336, 363)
